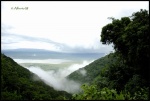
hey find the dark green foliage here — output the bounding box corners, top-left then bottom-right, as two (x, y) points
(1, 53), (71, 100)
(124, 74), (148, 95)
(100, 9), (149, 99)
(72, 84), (149, 100)
(67, 53), (116, 85)
(72, 84), (131, 100)
(101, 9), (149, 83)
(69, 9), (149, 100)
(100, 8), (149, 91)
(102, 58), (134, 91)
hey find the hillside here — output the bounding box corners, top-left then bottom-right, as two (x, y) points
(1, 53), (71, 100)
(69, 9), (149, 100)
(67, 53), (116, 85)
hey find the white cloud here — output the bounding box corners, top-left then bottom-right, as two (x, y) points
(79, 69), (87, 76)
(1, 1), (149, 53)
(2, 40), (61, 51)
(25, 60), (93, 93)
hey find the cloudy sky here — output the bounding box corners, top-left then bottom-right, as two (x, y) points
(1, 1), (149, 53)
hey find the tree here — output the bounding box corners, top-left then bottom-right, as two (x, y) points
(72, 84), (132, 100)
(100, 9), (149, 84)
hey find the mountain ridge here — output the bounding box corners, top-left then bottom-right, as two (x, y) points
(67, 53), (116, 85)
(1, 53), (71, 100)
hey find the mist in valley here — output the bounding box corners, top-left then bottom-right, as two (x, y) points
(5, 50), (101, 94)
(23, 60), (93, 94)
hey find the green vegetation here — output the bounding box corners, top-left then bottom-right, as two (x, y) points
(101, 9), (149, 83)
(72, 84), (149, 100)
(1, 9), (149, 100)
(70, 9), (149, 100)
(67, 53), (116, 84)
(1, 53), (71, 100)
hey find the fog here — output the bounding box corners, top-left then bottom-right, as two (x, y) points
(25, 60), (93, 94)
(79, 69), (87, 76)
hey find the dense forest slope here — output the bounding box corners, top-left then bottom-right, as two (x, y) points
(69, 52), (149, 100)
(69, 9), (149, 100)
(1, 53), (71, 100)
(67, 53), (116, 85)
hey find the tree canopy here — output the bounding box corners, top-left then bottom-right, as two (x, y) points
(101, 9), (149, 82)
(71, 9), (149, 100)
(1, 53), (71, 100)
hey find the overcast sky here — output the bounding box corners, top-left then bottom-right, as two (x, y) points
(1, 1), (149, 53)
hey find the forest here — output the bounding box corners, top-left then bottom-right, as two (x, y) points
(70, 9), (149, 100)
(1, 9), (149, 100)
(1, 54), (72, 100)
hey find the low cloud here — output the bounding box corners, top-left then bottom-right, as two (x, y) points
(79, 69), (87, 76)
(25, 60), (93, 94)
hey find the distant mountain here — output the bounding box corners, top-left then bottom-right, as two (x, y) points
(2, 48), (105, 54)
(1, 53), (71, 100)
(2, 48), (105, 60)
